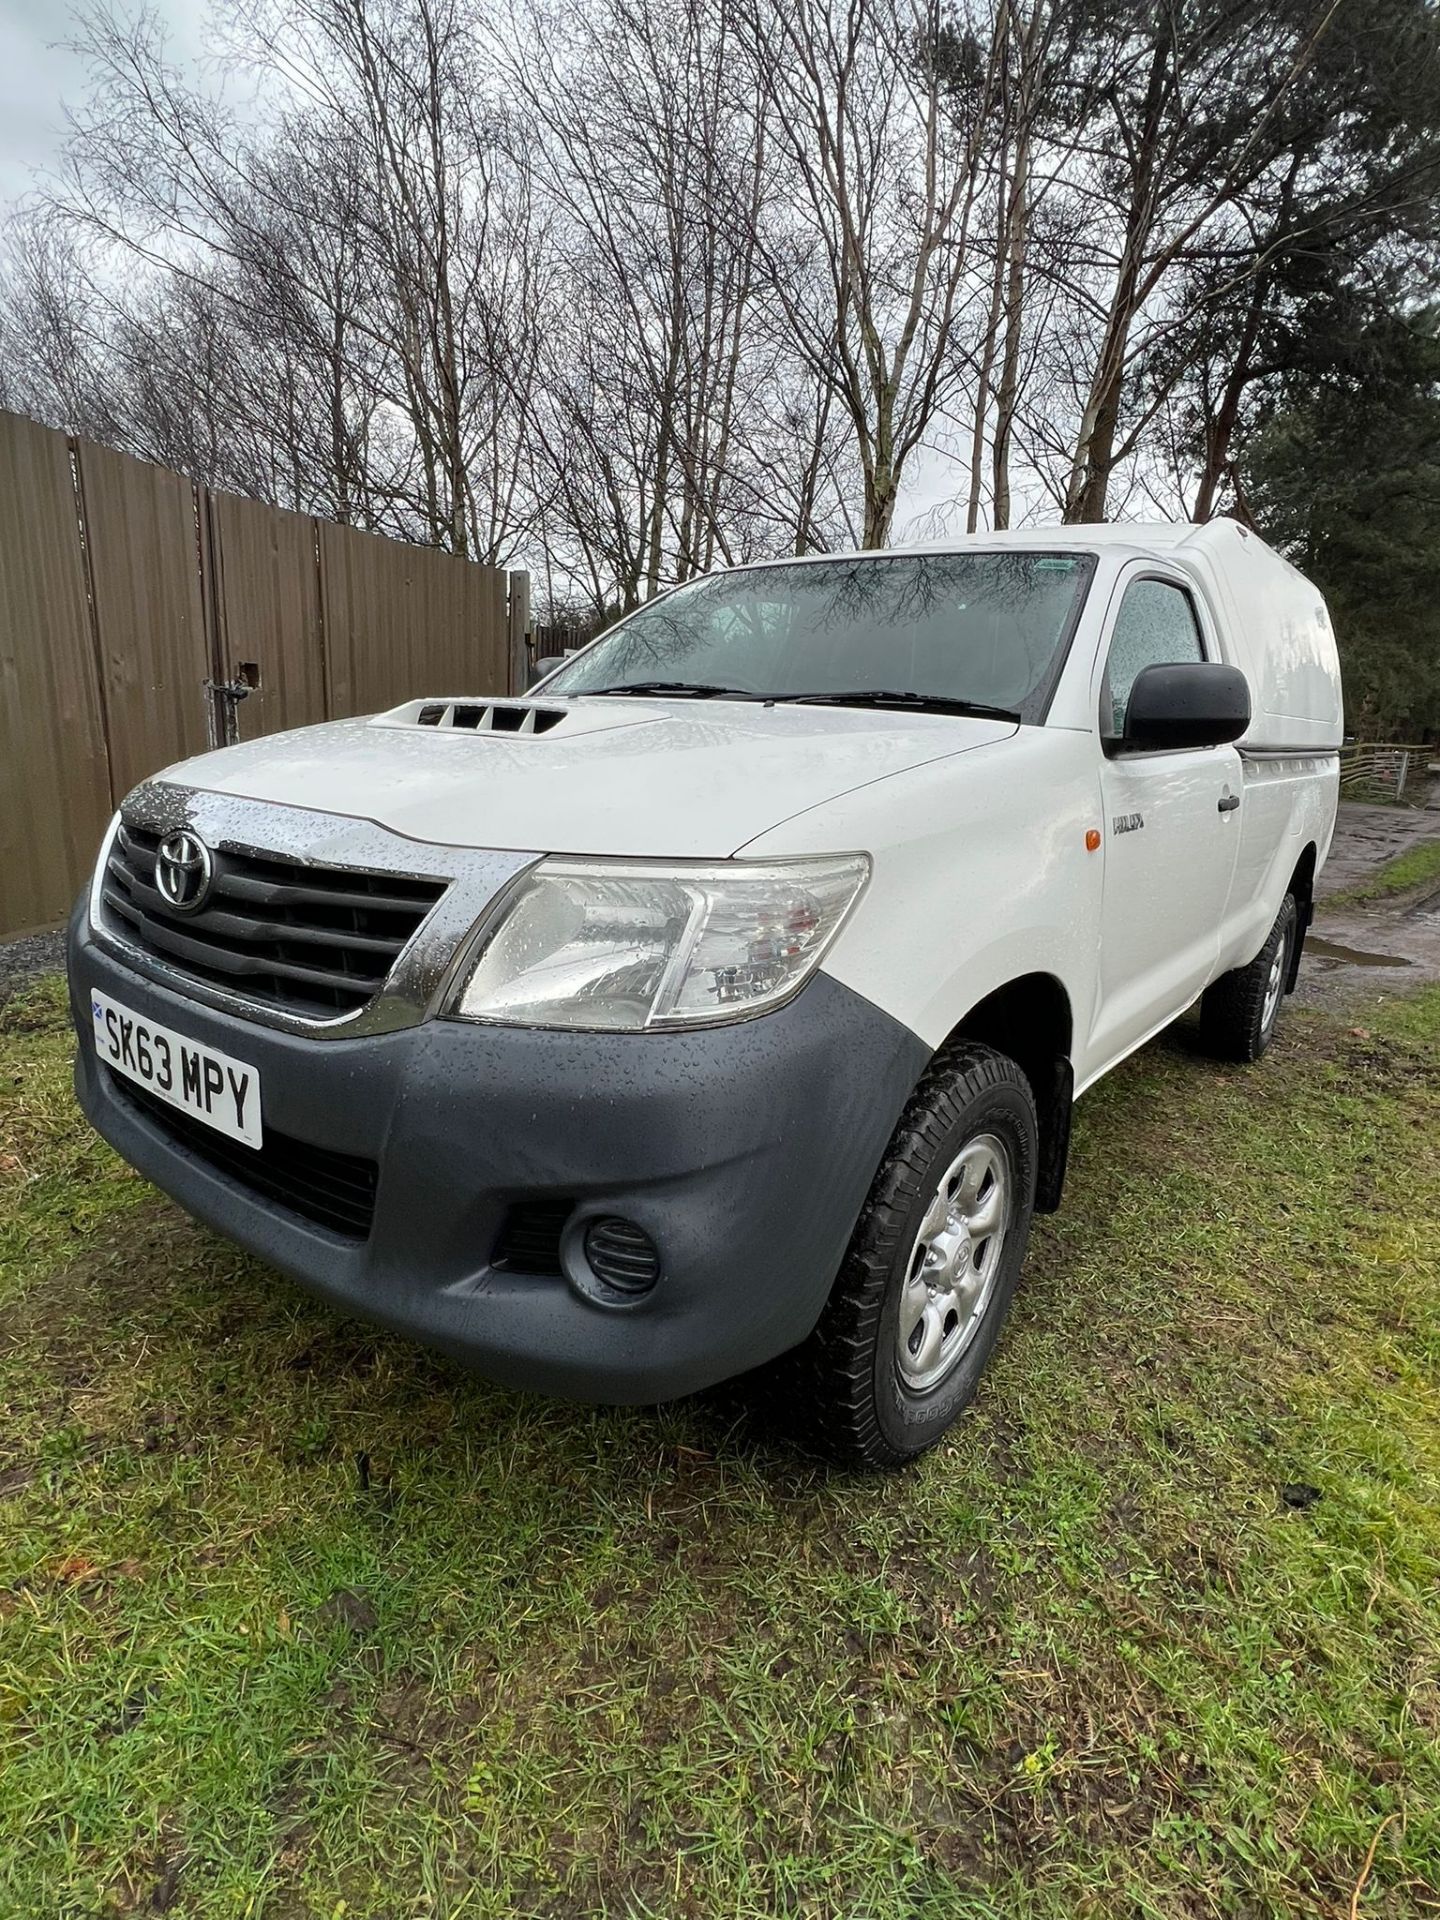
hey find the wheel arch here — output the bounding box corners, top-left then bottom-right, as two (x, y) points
(937, 971), (1074, 1214)
(1284, 840), (1319, 992)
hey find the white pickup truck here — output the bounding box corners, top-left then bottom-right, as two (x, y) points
(69, 520), (1342, 1466)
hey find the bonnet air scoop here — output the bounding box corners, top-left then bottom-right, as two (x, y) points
(415, 699), (565, 734)
(369, 696), (656, 740)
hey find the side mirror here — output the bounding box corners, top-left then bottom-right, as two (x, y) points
(1120, 661), (1250, 753)
(527, 648), (580, 690)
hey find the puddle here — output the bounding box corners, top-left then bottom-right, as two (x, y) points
(1307, 936), (1412, 971)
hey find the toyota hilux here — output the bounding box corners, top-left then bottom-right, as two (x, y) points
(68, 519), (1342, 1466)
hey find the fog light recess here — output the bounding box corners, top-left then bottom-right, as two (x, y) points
(583, 1216), (661, 1297)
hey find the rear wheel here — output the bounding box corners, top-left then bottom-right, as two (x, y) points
(1200, 893), (1298, 1063)
(773, 1041), (1037, 1469)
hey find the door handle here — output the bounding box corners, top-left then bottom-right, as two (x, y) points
(1217, 793), (1240, 814)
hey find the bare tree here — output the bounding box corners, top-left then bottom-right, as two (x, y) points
(955, 0), (1063, 530)
(5, 0), (1437, 601)
(737, 0), (1007, 547)
(504, 0), (801, 607)
(35, 0), (549, 559)
(1048, 0), (1377, 522)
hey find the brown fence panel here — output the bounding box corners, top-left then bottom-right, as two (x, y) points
(209, 490), (327, 741)
(0, 414), (114, 935)
(75, 437), (210, 800)
(318, 520), (509, 718)
(1, 408), (528, 937)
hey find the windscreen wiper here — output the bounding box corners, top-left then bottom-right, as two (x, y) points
(766, 689), (1022, 722)
(583, 681), (757, 699)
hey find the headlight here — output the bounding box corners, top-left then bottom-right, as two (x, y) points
(448, 854), (869, 1030)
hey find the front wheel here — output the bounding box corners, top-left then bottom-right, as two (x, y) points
(773, 1041), (1037, 1469)
(1200, 893), (1298, 1063)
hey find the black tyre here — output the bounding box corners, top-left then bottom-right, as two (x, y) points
(774, 1041), (1037, 1470)
(1200, 893), (1297, 1064)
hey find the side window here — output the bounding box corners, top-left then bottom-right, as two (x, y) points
(1102, 579), (1205, 738)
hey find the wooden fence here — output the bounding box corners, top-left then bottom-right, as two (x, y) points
(0, 409), (528, 938)
(1338, 742), (1440, 808)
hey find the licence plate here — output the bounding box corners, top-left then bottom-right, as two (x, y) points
(91, 991), (263, 1149)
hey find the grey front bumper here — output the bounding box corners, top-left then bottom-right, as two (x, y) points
(69, 908), (929, 1403)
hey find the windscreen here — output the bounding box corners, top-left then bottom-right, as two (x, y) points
(545, 553), (1096, 719)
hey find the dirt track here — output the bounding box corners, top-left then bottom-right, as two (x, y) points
(1298, 799), (1440, 1007)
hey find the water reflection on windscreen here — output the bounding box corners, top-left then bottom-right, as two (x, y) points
(545, 554), (1097, 721)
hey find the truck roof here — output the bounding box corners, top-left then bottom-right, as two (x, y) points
(890, 518), (1277, 563)
(731, 516), (1304, 577)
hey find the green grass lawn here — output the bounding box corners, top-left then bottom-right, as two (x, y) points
(1326, 835), (1440, 910)
(2, 975), (1438, 1919)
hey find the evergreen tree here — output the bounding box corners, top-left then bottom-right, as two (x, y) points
(1245, 310), (1440, 740)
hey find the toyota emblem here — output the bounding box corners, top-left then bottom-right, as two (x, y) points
(155, 830), (214, 914)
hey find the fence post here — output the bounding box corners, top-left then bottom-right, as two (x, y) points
(196, 484), (236, 749)
(508, 570), (532, 695)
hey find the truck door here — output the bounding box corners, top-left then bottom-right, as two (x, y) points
(1087, 572), (1243, 1072)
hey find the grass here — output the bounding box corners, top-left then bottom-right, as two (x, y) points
(1326, 834), (1440, 910)
(1, 973), (1438, 1919)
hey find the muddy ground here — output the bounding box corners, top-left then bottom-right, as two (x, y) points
(1299, 798), (1440, 1007)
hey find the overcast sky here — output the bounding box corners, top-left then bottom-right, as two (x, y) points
(0, 0), (95, 205)
(0, 0), (206, 206)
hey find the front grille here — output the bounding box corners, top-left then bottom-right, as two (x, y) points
(102, 823), (447, 1019)
(114, 1075), (378, 1240)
